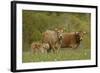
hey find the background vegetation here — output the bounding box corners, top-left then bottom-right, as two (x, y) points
(22, 10), (91, 62)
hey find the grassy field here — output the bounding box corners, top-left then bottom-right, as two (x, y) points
(22, 48), (91, 63)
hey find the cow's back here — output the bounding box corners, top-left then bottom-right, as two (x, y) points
(42, 30), (58, 44)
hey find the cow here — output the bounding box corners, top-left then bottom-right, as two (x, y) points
(61, 31), (86, 49)
(42, 28), (64, 53)
(31, 42), (50, 54)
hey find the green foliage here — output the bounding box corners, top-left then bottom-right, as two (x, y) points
(22, 10), (91, 52)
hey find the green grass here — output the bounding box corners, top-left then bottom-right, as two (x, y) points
(22, 48), (91, 63)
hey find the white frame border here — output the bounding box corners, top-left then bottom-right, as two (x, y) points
(15, 3), (97, 70)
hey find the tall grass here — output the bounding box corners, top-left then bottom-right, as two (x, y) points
(22, 48), (90, 63)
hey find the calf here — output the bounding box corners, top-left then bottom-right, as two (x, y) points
(61, 31), (86, 49)
(31, 42), (50, 54)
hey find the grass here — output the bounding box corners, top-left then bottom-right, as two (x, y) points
(22, 48), (91, 63)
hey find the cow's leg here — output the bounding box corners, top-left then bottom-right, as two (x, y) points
(56, 47), (59, 54)
(34, 48), (40, 55)
(72, 44), (79, 49)
(40, 48), (46, 54)
(47, 48), (51, 53)
(70, 44), (76, 49)
(31, 48), (36, 54)
(55, 44), (60, 53)
(51, 45), (56, 53)
(31, 48), (36, 55)
(44, 47), (50, 54)
(34, 48), (37, 55)
(31, 48), (34, 56)
(70, 44), (74, 49)
(31, 46), (35, 55)
(44, 49), (47, 54)
(47, 44), (52, 53)
(75, 44), (79, 49)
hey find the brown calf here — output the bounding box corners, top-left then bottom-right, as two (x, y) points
(31, 42), (49, 54)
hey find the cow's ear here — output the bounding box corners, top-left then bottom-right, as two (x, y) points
(83, 32), (87, 34)
(75, 32), (79, 35)
(54, 28), (58, 31)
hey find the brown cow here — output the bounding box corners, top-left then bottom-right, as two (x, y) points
(42, 28), (64, 53)
(61, 31), (86, 49)
(31, 42), (50, 54)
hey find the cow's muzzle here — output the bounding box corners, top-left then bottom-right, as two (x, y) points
(80, 37), (83, 41)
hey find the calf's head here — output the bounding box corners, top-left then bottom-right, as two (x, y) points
(42, 43), (50, 50)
